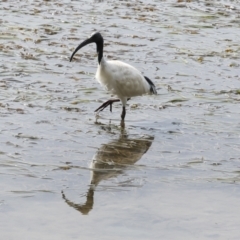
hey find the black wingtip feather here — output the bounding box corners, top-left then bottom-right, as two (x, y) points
(144, 76), (157, 94)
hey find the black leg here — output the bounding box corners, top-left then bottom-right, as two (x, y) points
(94, 99), (120, 112)
(120, 105), (128, 128)
(121, 106), (126, 121)
(121, 99), (130, 119)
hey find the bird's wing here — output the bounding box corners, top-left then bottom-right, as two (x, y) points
(103, 60), (150, 97)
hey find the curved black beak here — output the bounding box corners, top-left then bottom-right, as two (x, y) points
(70, 38), (93, 62)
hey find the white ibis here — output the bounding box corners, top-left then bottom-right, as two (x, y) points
(70, 32), (157, 126)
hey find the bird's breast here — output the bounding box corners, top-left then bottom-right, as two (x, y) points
(96, 64), (116, 93)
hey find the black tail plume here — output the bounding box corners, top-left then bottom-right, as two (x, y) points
(144, 76), (157, 94)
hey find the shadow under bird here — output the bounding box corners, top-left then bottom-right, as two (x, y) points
(70, 32), (157, 126)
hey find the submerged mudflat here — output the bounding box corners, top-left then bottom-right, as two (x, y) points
(1, 0), (240, 239)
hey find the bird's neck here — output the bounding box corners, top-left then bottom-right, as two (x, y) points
(96, 39), (104, 65)
(98, 49), (103, 65)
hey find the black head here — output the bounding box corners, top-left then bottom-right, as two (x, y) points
(89, 32), (103, 44)
(70, 32), (104, 64)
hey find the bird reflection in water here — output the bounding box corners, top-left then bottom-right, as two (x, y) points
(62, 130), (154, 215)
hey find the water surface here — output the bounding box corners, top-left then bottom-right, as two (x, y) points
(1, 0), (240, 239)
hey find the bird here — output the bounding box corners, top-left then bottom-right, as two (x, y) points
(70, 32), (157, 127)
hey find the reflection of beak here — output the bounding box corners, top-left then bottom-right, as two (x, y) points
(70, 38), (93, 62)
(61, 189), (94, 215)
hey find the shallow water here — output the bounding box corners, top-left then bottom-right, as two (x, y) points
(1, 0), (240, 239)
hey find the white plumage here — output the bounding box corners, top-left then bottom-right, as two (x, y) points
(70, 32), (157, 126)
(96, 59), (151, 106)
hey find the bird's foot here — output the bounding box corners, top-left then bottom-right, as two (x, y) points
(94, 99), (120, 112)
